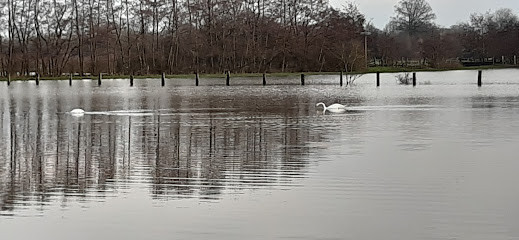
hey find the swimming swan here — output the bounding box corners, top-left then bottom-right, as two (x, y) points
(316, 102), (347, 113)
(70, 108), (85, 117)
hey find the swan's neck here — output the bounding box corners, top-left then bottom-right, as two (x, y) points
(317, 103), (327, 109)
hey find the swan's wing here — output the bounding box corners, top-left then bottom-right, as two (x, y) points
(327, 108), (347, 113)
(329, 104), (347, 109)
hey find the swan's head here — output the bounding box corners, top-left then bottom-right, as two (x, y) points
(70, 108), (85, 117)
(316, 102), (326, 109)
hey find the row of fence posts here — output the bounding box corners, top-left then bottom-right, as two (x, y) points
(3, 70), (488, 87)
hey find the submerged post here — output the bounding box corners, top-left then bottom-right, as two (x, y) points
(161, 73), (165, 86)
(478, 70), (482, 87)
(130, 75), (134, 87)
(412, 72), (416, 86)
(98, 73), (102, 86)
(195, 73), (199, 86)
(301, 74), (305, 86)
(340, 71), (343, 86)
(69, 74), (72, 86)
(376, 72), (380, 87)
(36, 73), (40, 85)
(262, 73), (266, 86)
(226, 71), (230, 86)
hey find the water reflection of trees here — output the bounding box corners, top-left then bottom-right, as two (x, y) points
(150, 113), (313, 200)
(0, 101), (316, 212)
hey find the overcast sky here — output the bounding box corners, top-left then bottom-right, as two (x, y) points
(329, 0), (519, 29)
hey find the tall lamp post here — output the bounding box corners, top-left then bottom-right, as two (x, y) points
(361, 31), (371, 69)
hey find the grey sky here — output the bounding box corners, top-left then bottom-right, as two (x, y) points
(329, 0), (519, 29)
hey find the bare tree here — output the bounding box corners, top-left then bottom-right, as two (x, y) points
(390, 0), (436, 35)
(5, 0), (515, 77)
(72, 0), (85, 75)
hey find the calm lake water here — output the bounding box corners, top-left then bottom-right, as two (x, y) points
(1, 69), (519, 240)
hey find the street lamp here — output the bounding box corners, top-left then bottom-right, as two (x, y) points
(361, 31), (371, 69)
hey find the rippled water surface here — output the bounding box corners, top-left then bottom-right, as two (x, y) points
(1, 69), (519, 240)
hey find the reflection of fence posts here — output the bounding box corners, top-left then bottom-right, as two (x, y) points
(76, 123), (81, 167)
(110, 122), (117, 166)
(56, 115), (60, 164)
(209, 124), (214, 157)
(127, 116), (131, 166)
(156, 115), (161, 161)
(10, 119), (14, 165)
(175, 124), (180, 165)
(478, 70), (482, 87)
(376, 72), (380, 87)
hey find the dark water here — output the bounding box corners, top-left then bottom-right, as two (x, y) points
(1, 69), (519, 240)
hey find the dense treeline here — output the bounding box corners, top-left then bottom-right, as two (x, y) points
(372, 3), (519, 68)
(1, 0), (518, 77)
(0, 0), (366, 76)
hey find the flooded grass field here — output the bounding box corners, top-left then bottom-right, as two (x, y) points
(1, 69), (519, 240)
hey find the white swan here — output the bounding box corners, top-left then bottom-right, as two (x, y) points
(70, 108), (85, 117)
(316, 102), (347, 113)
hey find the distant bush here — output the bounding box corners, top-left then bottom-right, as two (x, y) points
(436, 61), (463, 69)
(345, 74), (363, 86)
(396, 73), (411, 85)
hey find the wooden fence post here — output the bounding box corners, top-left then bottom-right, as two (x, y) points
(98, 73), (102, 86)
(69, 74), (72, 86)
(161, 73), (165, 86)
(478, 70), (482, 87)
(262, 73), (266, 86)
(36, 73), (40, 85)
(226, 71), (230, 86)
(301, 74), (305, 86)
(130, 75), (134, 87)
(195, 73), (199, 86)
(412, 72), (416, 86)
(376, 72), (380, 87)
(340, 72), (343, 86)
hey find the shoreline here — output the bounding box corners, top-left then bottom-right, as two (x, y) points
(1, 65), (518, 82)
